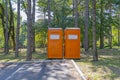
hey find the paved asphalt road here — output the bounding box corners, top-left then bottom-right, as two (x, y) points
(0, 60), (82, 80)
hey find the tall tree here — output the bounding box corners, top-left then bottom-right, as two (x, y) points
(21, 0), (35, 53)
(27, 0), (32, 60)
(92, 0), (98, 61)
(15, 0), (20, 57)
(99, 0), (104, 49)
(48, 0), (50, 28)
(84, 0), (89, 51)
(31, 0), (36, 52)
(74, 0), (78, 27)
(108, 1), (112, 49)
(9, 0), (15, 50)
(5, 0), (9, 54)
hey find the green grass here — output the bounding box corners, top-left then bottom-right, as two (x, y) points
(75, 48), (120, 80)
(0, 48), (47, 62)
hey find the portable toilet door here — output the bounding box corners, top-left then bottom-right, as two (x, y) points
(48, 28), (63, 58)
(64, 28), (80, 59)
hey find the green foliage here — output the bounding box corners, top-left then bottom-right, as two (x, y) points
(0, 0), (119, 49)
(19, 21), (27, 47)
(0, 25), (4, 48)
(34, 20), (48, 48)
(36, 0), (120, 49)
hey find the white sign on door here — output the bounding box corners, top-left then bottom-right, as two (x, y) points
(68, 35), (78, 39)
(50, 34), (60, 40)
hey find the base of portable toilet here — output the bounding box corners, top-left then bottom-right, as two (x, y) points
(48, 28), (63, 58)
(64, 28), (80, 59)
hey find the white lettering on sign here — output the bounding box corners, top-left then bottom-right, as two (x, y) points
(50, 34), (60, 39)
(68, 35), (78, 39)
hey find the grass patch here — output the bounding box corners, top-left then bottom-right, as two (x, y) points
(75, 49), (120, 80)
(0, 48), (47, 62)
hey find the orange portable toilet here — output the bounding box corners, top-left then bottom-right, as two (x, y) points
(48, 28), (63, 58)
(64, 28), (80, 59)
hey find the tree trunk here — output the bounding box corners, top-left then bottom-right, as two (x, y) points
(9, 0), (15, 51)
(100, 0), (104, 49)
(92, 0), (98, 61)
(74, 0), (78, 27)
(84, 0), (89, 51)
(5, 0), (9, 54)
(48, 0), (51, 28)
(27, 0), (32, 61)
(31, 0), (36, 52)
(15, 0), (20, 57)
(108, 2), (112, 49)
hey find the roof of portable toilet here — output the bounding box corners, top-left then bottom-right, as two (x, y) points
(48, 28), (62, 30)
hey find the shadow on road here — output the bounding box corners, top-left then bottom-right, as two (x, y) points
(0, 60), (81, 80)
